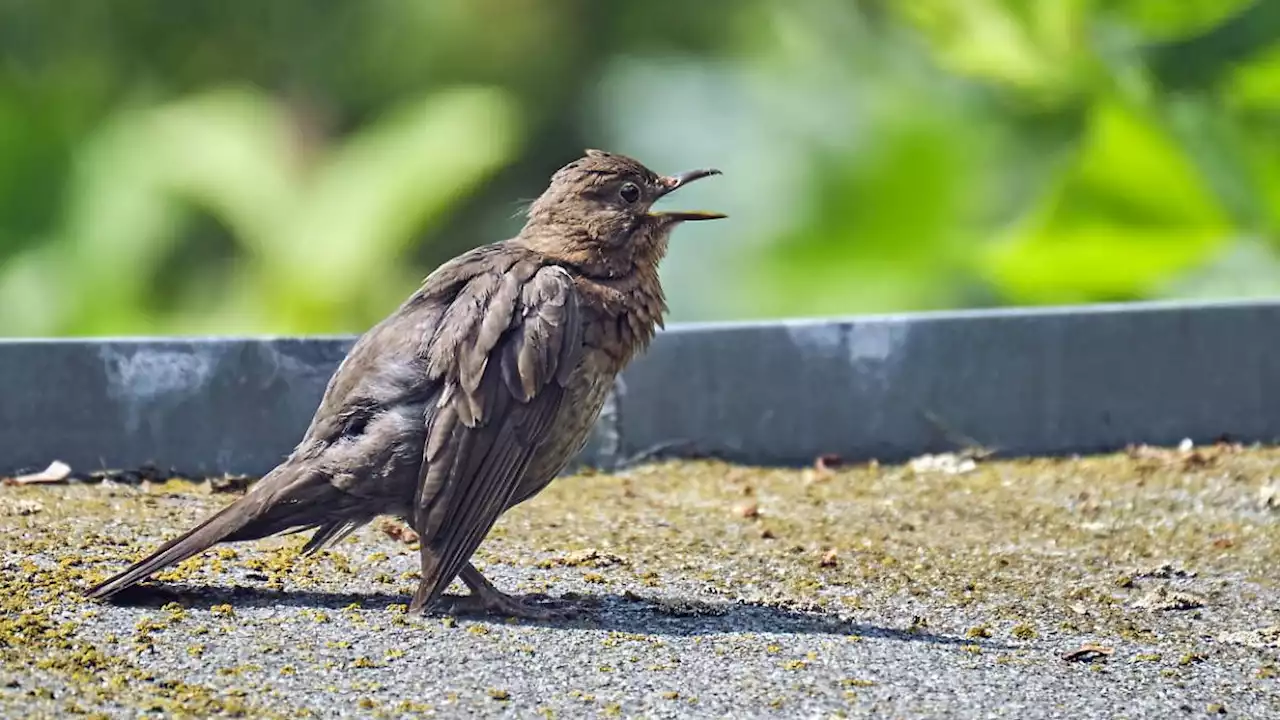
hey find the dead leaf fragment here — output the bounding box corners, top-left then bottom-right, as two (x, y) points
(6, 460), (72, 485)
(378, 519), (419, 545)
(1061, 644), (1114, 662)
(1127, 439), (1240, 472)
(814, 454), (843, 473)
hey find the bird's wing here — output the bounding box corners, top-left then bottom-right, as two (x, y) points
(409, 258), (584, 610)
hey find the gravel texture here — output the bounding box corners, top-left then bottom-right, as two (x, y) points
(2, 443), (1278, 718)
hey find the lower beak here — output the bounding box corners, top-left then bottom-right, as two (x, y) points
(651, 168), (726, 222)
(649, 210), (727, 221)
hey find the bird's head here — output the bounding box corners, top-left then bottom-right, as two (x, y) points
(519, 149), (724, 274)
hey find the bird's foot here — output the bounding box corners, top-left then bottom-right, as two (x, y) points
(434, 589), (577, 621)
(434, 562), (580, 621)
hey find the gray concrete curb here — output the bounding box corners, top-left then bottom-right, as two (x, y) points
(3, 298), (1279, 476)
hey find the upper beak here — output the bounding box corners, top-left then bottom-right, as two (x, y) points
(651, 168), (726, 221)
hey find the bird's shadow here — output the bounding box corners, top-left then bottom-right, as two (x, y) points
(98, 583), (1008, 650)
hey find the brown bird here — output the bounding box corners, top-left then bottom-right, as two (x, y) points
(83, 149), (724, 619)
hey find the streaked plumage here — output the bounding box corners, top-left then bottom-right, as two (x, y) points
(84, 149), (724, 618)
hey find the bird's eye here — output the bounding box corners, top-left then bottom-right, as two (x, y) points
(619, 182), (641, 204)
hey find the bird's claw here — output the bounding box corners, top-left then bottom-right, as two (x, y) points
(433, 591), (578, 621)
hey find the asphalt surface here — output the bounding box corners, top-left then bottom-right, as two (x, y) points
(1, 444), (1277, 718)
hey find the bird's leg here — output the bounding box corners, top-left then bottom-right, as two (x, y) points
(431, 563), (577, 621)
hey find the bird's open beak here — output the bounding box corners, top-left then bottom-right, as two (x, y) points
(650, 168), (726, 221)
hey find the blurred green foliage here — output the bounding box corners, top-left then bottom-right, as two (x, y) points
(0, 0), (1278, 335)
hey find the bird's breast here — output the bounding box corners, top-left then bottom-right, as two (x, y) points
(520, 349), (617, 488)
(574, 272), (666, 368)
(512, 271), (665, 501)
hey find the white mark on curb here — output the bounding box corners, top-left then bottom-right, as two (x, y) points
(846, 321), (908, 388)
(99, 346), (216, 436)
(785, 322), (844, 359)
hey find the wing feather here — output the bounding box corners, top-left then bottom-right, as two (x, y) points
(408, 261), (584, 611)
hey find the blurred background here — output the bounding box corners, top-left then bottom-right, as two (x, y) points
(0, 0), (1278, 337)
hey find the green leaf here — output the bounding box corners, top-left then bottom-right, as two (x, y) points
(982, 97), (1232, 303)
(890, 0), (1095, 105)
(1102, 0), (1258, 41)
(29, 85), (521, 335)
(275, 87), (521, 310)
(1243, 127), (1280, 236)
(983, 226), (1226, 302)
(1224, 44), (1280, 112)
(745, 110), (988, 316)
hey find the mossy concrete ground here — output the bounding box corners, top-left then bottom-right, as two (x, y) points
(1, 444), (1277, 718)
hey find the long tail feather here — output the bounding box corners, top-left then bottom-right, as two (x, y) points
(84, 465), (355, 600)
(84, 494), (268, 599)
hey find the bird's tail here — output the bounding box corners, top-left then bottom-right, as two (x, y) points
(83, 463), (347, 600)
